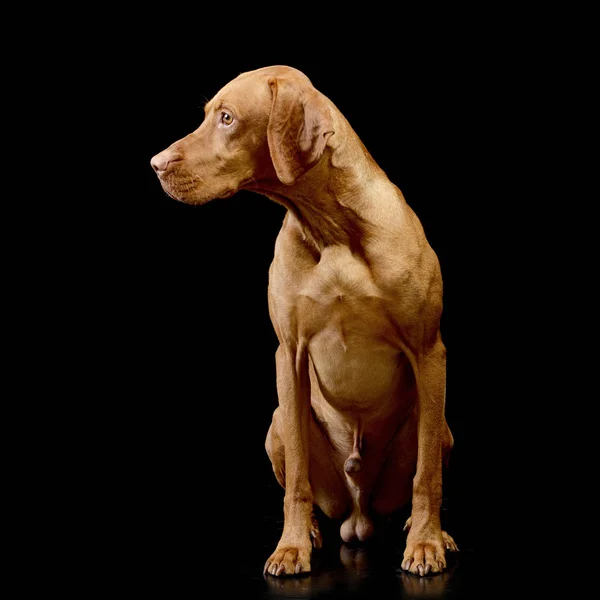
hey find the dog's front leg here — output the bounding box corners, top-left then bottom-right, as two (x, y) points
(402, 337), (448, 576)
(264, 343), (314, 576)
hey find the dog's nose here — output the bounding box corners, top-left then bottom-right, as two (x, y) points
(151, 150), (182, 175)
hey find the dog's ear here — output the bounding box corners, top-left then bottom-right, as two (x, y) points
(267, 77), (334, 186)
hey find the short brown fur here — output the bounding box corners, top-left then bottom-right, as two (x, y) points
(151, 65), (457, 577)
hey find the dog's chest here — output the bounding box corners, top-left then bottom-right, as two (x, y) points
(292, 248), (404, 407)
(299, 249), (378, 306)
(292, 247), (399, 351)
(295, 247), (379, 315)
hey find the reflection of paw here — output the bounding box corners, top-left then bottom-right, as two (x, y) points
(264, 572), (313, 595)
(264, 546), (312, 576)
(398, 565), (453, 593)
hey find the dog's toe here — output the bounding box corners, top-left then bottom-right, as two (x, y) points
(264, 547), (311, 577)
(442, 531), (459, 552)
(310, 511), (323, 549)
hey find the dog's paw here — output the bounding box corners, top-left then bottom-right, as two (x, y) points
(402, 536), (448, 576)
(264, 546), (311, 576)
(403, 518), (459, 554)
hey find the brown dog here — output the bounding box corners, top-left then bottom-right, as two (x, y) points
(151, 65), (457, 577)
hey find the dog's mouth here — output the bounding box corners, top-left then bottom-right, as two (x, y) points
(158, 172), (254, 205)
(158, 171), (205, 204)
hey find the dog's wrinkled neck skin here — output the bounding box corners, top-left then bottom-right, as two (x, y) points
(246, 163), (366, 256)
(246, 116), (392, 258)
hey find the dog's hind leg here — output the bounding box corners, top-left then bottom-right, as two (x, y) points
(370, 406), (455, 513)
(265, 406), (350, 533)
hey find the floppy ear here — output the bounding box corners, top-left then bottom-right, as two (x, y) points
(267, 77), (334, 185)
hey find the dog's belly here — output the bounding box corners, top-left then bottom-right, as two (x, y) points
(303, 290), (409, 417)
(309, 325), (402, 412)
(294, 246), (410, 415)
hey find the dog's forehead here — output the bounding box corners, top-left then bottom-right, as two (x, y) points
(208, 65), (312, 111)
(237, 65), (311, 81)
(216, 73), (271, 102)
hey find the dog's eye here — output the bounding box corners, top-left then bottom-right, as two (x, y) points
(221, 111), (234, 125)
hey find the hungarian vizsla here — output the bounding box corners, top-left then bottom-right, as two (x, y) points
(151, 65), (457, 577)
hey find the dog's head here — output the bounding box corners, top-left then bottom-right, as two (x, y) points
(151, 65), (334, 204)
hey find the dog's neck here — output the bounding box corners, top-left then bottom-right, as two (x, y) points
(249, 137), (390, 256)
(259, 180), (367, 254)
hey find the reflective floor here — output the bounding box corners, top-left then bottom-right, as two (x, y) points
(238, 509), (479, 600)
(252, 517), (468, 599)
(106, 407), (498, 599)
(117, 491), (497, 600)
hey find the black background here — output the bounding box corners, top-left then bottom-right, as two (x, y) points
(64, 22), (524, 598)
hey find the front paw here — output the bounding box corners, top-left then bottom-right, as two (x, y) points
(264, 546), (311, 576)
(402, 536), (447, 576)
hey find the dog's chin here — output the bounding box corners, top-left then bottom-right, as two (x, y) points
(160, 181), (234, 206)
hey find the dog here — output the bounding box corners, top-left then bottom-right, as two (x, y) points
(151, 65), (457, 577)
